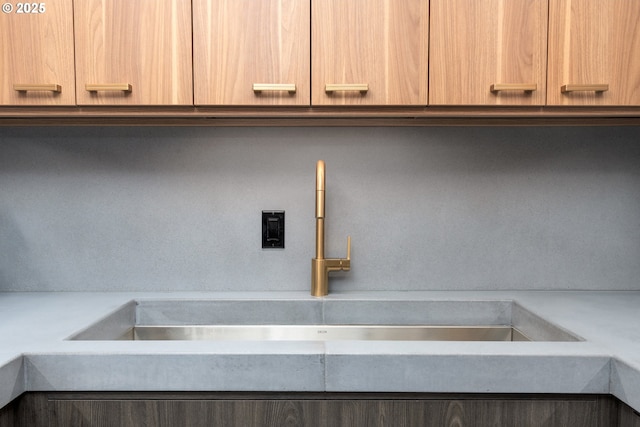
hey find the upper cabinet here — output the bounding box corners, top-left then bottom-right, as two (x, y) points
(311, 0), (429, 106)
(74, 0), (193, 106)
(547, 0), (640, 106)
(2, 0), (640, 121)
(193, 0), (310, 106)
(429, 0), (548, 106)
(0, 0), (76, 105)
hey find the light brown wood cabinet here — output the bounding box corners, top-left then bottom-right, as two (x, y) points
(193, 0), (310, 106)
(0, 0), (76, 106)
(74, 0), (193, 105)
(311, 0), (429, 106)
(2, 0), (640, 121)
(429, 0), (548, 106)
(547, 0), (640, 106)
(194, 0), (428, 107)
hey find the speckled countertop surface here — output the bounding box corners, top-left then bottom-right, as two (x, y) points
(1, 291), (639, 411)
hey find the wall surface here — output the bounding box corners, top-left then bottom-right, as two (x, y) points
(0, 126), (639, 292)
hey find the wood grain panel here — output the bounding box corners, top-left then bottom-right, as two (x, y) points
(311, 0), (429, 106)
(46, 394), (617, 427)
(74, 0), (193, 105)
(3, 392), (632, 426)
(619, 404), (640, 427)
(193, 0), (310, 106)
(429, 0), (548, 106)
(548, 0), (640, 105)
(0, 0), (75, 105)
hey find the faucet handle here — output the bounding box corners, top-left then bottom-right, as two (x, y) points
(339, 236), (351, 272)
(346, 236), (351, 260)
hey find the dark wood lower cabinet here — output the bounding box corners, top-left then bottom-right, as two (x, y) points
(1, 392), (639, 427)
(619, 403), (640, 427)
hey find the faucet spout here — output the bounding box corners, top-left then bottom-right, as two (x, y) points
(311, 160), (351, 297)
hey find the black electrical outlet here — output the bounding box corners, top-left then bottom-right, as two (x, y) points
(262, 211), (285, 249)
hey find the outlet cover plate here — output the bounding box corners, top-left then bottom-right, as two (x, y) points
(262, 211), (285, 249)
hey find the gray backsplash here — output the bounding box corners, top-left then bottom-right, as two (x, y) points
(1, 126), (639, 292)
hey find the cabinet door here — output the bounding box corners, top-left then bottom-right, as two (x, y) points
(193, 0), (310, 106)
(618, 404), (640, 427)
(0, 0), (75, 105)
(74, 0), (193, 105)
(312, 0), (429, 106)
(43, 394), (617, 427)
(429, 0), (548, 106)
(548, 0), (640, 105)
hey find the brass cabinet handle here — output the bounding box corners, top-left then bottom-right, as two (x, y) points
(325, 84), (369, 93)
(13, 84), (62, 92)
(85, 84), (133, 92)
(490, 83), (537, 93)
(252, 84), (296, 94)
(561, 84), (609, 93)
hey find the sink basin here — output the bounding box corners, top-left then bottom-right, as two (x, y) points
(120, 324), (530, 341)
(67, 299), (581, 342)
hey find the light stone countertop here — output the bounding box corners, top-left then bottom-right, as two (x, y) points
(0, 291), (639, 412)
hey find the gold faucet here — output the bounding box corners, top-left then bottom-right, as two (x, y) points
(311, 160), (351, 297)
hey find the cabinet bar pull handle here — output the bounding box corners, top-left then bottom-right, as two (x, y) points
(325, 84), (369, 93)
(85, 84), (132, 92)
(490, 83), (537, 93)
(561, 84), (608, 93)
(13, 84), (62, 92)
(253, 84), (296, 94)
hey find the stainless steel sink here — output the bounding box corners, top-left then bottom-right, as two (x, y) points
(119, 324), (531, 341)
(67, 299), (581, 342)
